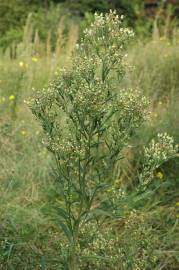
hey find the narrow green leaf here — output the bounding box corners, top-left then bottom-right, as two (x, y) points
(59, 221), (73, 243)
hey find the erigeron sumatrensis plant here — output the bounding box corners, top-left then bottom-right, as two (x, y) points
(30, 11), (178, 269)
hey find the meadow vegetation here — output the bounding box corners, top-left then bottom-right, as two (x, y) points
(0, 6), (179, 270)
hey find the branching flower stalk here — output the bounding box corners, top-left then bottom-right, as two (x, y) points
(140, 133), (178, 187)
(28, 11), (178, 269)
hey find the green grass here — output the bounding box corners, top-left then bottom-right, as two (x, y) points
(0, 32), (179, 269)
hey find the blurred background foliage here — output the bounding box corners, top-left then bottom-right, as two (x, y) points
(0, 0), (145, 49)
(1, 0), (179, 50)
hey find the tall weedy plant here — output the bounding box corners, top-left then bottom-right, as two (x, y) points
(30, 11), (178, 269)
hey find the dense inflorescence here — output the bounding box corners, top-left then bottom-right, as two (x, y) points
(30, 11), (148, 197)
(141, 133), (178, 187)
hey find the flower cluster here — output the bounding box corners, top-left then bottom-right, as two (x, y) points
(77, 211), (157, 270)
(75, 11), (134, 83)
(141, 133), (178, 186)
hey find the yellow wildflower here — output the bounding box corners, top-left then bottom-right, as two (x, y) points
(9, 95), (15, 101)
(156, 172), (164, 180)
(19, 61), (24, 67)
(32, 56), (38, 62)
(176, 202), (179, 207)
(21, 130), (27, 136)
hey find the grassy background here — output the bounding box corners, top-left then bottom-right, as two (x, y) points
(0, 15), (179, 270)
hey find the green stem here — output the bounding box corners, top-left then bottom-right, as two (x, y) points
(68, 243), (77, 270)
